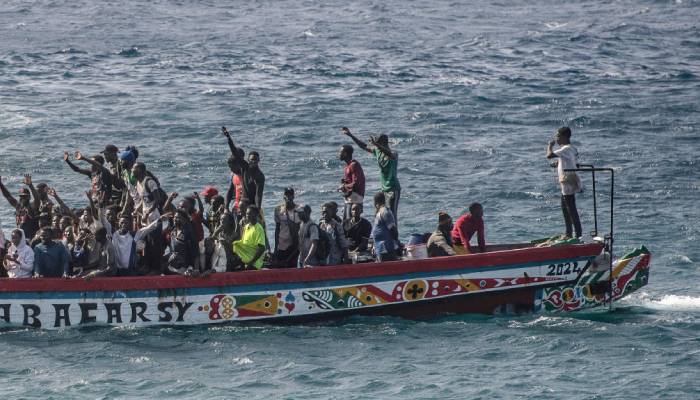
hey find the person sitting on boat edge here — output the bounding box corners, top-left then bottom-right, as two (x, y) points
(297, 205), (320, 268)
(3, 229), (34, 278)
(33, 228), (71, 278)
(371, 191), (399, 262)
(320, 202), (349, 265)
(343, 203), (372, 254)
(273, 187), (301, 268)
(232, 205), (266, 270)
(451, 202), (486, 254)
(427, 212), (457, 257)
(546, 126), (582, 239)
(337, 144), (365, 222)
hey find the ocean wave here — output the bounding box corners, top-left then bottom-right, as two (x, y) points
(631, 293), (700, 312)
(118, 46), (141, 57)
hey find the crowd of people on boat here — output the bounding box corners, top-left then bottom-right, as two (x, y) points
(0, 125), (580, 279)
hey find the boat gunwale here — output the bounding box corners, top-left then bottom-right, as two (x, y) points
(0, 243), (604, 293)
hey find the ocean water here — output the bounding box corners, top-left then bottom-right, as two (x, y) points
(0, 0), (699, 398)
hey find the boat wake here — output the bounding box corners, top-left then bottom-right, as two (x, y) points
(622, 292), (700, 312)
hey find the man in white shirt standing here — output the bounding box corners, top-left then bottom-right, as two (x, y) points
(546, 126), (582, 239)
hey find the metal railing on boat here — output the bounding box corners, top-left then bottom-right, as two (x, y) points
(565, 164), (615, 310)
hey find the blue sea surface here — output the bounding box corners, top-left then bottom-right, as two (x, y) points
(1, 0), (699, 398)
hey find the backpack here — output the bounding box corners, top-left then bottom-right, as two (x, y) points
(143, 177), (167, 212)
(309, 222), (331, 263)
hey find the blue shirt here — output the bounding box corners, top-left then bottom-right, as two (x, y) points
(33, 242), (71, 277)
(372, 206), (396, 255)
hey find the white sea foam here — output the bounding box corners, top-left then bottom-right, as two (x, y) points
(232, 356), (253, 365)
(633, 293), (700, 312)
(0, 107), (34, 129)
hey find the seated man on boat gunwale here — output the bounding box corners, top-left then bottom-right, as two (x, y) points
(451, 202), (486, 254)
(427, 212), (456, 257)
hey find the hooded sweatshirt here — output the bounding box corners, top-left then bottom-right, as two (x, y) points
(4, 229), (34, 278)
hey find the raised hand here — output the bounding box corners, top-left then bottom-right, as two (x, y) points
(221, 126), (230, 137)
(63, 152), (70, 162)
(548, 140), (556, 147)
(74, 151), (84, 160)
(169, 192), (179, 199)
(341, 127), (351, 136)
(47, 187), (57, 197)
(22, 174), (32, 186)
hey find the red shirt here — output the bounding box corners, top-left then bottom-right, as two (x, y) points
(343, 160), (365, 197)
(191, 211), (204, 242)
(232, 174), (243, 211)
(451, 213), (485, 252)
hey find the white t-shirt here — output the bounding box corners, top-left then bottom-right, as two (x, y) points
(554, 145), (580, 195)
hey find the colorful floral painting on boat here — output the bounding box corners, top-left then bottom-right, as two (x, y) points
(540, 246), (651, 312)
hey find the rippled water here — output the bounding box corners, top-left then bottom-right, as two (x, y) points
(1, 0), (699, 398)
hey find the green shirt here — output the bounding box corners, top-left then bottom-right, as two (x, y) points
(373, 148), (400, 192)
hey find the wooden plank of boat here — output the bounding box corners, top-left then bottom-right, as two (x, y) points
(0, 243), (651, 329)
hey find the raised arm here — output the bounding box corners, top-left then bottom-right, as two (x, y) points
(193, 192), (204, 214)
(48, 188), (77, 221)
(163, 192), (178, 214)
(23, 174), (41, 211)
(341, 127), (371, 154)
(221, 126), (240, 156)
(63, 152), (91, 176)
(546, 140), (557, 159)
(0, 176), (19, 208)
(75, 151), (109, 173)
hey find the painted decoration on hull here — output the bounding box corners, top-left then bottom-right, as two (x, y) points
(0, 249), (651, 329)
(538, 246), (651, 312)
(201, 272), (569, 319)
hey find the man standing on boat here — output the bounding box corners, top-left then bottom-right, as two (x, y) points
(337, 144), (365, 222)
(221, 126), (269, 250)
(63, 151), (113, 206)
(342, 127), (401, 233)
(546, 126), (582, 239)
(232, 205), (266, 270)
(273, 187), (301, 268)
(451, 202), (486, 254)
(371, 192), (399, 262)
(320, 202), (349, 265)
(297, 205), (320, 268)
(0, 176), (40, 241)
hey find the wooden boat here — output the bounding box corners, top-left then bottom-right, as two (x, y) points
(0, 165), (650, 329)
(0, 241), (651, 329)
